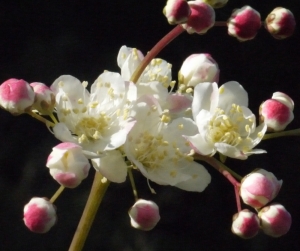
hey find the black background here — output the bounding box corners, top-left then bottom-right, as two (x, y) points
(0, 0), (300, 250)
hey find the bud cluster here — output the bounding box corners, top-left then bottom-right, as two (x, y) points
(232, 169), (292, 239)
(163, 1), (296, 41)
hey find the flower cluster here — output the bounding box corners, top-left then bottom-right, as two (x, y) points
(0, 0), (297, 249)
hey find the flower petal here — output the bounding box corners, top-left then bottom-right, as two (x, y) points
(218, 81), (248, 110)
(53, 123), (77, 143)
(214, 142), (248, 160)
(175, 161), (211, 192)
(91, 150), (127, 183)
(185, 133), (214, 156)
(192, 82), (218, 119)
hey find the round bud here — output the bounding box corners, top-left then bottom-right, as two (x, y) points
(178, 53), (219, 88)
(182, 0), (215, 34)
(259, 92), (294, 132)
(30, 82), (55, 114)
(46, 142), (90, 188)
(23, 197), (57, 233)
(227, 6), (261, 41)
(231, 209), (260, 239)
(163, 0), (191, 25)
(240, 169), (282, 209)
(0, 78), (35, 115)
(265, 7), (296, 39)
(259, 203), (292, 237)
(128, 199), (160, 231)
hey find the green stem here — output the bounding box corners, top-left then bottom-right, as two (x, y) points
(68, 171), (110, 251)
(194, 154), (243, 181)
(262, 128), (300, 140)
(26, 111), (55, 127)
(49, 185), (65, 204)
(128, 168), (138, 201)
(130, 25), (184, 83)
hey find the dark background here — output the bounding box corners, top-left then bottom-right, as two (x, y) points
(0, 0), (300, 250)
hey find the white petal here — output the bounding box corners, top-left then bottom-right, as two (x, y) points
(53, 123), (77, 143)
(185, 134), (214, 156)
(218, 81), (248, 110)
(214, 143), (247, 160)
(166, 93), (192, 114)
(91, 150), (127, 183)
(175, 161), (211, 192)
(192, 82), (218, 119)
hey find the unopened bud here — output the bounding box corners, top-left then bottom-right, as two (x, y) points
(231, 209), (260, 239)
(227, 6), (261, 41)
(0, 78), (35, 115)
(178, 53), (219, 87)
(163, 0), (191, 25)
(46, 142), (90, 188)
(240, 169), (282, 208)
(30, 82), (55, 114)
(203, 0), (228, 9)
(265, 7), (296, 39)
(23, 197), (57, 233)
(259, 203), (292, 237)
(128, 199), (160, 231)
(260, 92), (294, 132)
(182, 0), (215, 34)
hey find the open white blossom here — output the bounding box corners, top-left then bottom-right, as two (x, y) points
(185, 81), (267, 159)
(50, 71), (137, 182)
(125, 95), (211, 192)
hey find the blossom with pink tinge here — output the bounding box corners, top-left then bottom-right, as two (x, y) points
(240, 169), (282, 209)
(23, 197), (57, 233)
(128, 199), (160, 231)
(163, 0), (191, 25)
(231, 209), (260, 239)
(227, 6), (261, 41)
(0, 78), (35, 115)
(182, 0), (215, 34)
(30, 82), (55, 114)
(178, 53), (219, 88)
(260, 92), (294, 132)
(203, 0), (228, 9)
(265, 7), (296, 39)
(46, 142), (90, 188)
(259, 203), (292, 237)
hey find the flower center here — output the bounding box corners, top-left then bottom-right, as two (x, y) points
(207, 104), (253, 146)
(74, 113), (110, 143)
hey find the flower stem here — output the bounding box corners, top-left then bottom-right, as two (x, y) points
(49, 185), (65, 204)
(130, 25), (184, 83)
(262, 128), (300, 140)
(194, 154), (243, 181)
(26, 111), (55, 127)
(69, 171), (110, 251)
(128, 168), (139, 201)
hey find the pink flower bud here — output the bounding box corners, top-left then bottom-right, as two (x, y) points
(202, 0), (228, 9)
(182, 0), (215, 34)
(178, 53), (219, 87)
(128, 199), (160, 231)
(231, 209), (260, 239)
(265, 7), (296, 39)
(46, 142), (90, 188)
(23, 197), (57, 233)
(163, 0), (191, 25)
(259, 203), (292, 237)
(260, 92), (294, 132)
(0, 78), (35, 115)
(240, 169), (282, 208)
(30, 82), (55, 114)
(227, 6), (261, 41)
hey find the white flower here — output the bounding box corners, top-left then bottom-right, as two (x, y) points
(125, 96), (211, 192)
(50, 72), (137, 182)
(185, 81), (267, 159)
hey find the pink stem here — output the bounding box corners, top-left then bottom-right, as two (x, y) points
(130, 25), (184, 83)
